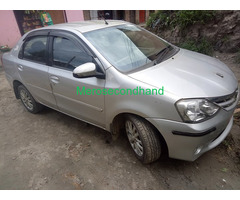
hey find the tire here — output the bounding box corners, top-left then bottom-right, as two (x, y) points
(18, 85), (43, 114)
(125, 115), (162, 164)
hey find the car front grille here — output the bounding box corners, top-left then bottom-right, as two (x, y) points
(210, 89), (239, 111)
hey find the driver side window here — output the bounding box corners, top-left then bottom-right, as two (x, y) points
(52, 36), (92, 71)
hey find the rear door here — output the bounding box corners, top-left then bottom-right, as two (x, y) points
(48, 30), (106, 127)
(17, 30), (57, 109)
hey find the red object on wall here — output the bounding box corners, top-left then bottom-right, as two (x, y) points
(139, 10), (145, 23)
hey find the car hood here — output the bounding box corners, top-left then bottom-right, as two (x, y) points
(128, 49), (238, 98)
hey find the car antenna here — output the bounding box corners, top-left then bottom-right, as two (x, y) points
(100, 14), (108, 25)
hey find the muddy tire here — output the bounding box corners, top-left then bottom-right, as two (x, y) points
(125, 115), (161, 164)
(18, 85), (43, 114)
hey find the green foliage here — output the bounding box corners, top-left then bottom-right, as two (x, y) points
(179, 38), (213, 56)
(175, 10), (216, 28)
(146, 11), (217, 56)
(147, 10), (216, 29)
(146, 11), (159, 27)
(146, 11), (173, 29)
(146, 11), (216, 56)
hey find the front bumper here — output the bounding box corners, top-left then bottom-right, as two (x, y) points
(147, 109), (234, 161)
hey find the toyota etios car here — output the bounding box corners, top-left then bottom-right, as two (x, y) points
(2, 20), (239, 163)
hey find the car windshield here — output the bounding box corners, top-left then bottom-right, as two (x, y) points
(83, 24), (175, 73)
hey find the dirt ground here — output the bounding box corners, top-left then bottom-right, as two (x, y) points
(0, 51), (240, 190)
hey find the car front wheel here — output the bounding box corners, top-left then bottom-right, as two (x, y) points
(125, 115), (162, 164)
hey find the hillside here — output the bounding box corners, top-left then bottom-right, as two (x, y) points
(147, 11), (240, 58)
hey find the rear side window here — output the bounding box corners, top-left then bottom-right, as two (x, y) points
(52, 36), (92, 71)
(22, 36), (47, 63)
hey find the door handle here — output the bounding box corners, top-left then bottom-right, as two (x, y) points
(50, 75), (59, 84)
(17, 65), (23, 71)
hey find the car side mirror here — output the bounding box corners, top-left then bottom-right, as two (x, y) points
(73, 62), (105, 79)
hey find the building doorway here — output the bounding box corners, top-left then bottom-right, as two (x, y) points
(13, 10), (65, 36)
(139, 10), (146, 23)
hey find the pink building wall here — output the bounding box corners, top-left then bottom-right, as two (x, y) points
(0, 10), (21, 48)
(65, 10), (84, 22)
(0, 10), (84, 48)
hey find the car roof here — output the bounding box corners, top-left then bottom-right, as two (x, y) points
(39, 20), (128, 33)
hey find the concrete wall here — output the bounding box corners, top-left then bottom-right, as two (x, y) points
(135, 10), (139, 24)
(65, 10), (84, 22)
(0, 10), (21, 48)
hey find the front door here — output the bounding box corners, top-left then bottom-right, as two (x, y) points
(48, 31), (106, 127)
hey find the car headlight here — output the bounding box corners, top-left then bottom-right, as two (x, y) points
(175, 99), (220, 123)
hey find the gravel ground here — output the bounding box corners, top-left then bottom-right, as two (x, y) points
(0, 51), (240, 189)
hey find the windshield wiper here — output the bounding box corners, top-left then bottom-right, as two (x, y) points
(154, 45), (172, 64)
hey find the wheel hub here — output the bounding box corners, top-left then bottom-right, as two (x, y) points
(20, 90), (33, 111)
(125, 120), (144, 156)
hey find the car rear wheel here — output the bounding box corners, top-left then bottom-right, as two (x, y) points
(18, 85), (43, 114)
(125, 115), (162, 164)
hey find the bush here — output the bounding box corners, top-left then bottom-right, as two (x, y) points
(179, 38), (213, 56)
(175, 10), (216, 28)
(146, 11), (173, 29)
(147, 10), (216, 29)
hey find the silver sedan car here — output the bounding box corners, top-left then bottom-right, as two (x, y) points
(2, 20), (239, 163)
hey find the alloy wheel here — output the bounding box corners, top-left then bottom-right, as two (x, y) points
(125, 120), (144, 156)
(20, 89), (33, 111)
